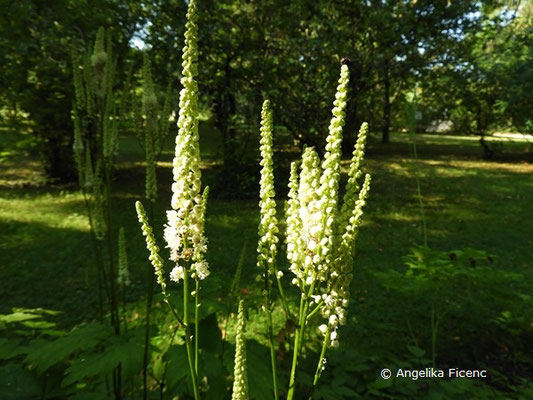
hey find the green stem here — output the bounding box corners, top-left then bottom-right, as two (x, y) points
(142, 264), (155, 400)
(306, 299), (324, 323)
(267, 305), (279, 400)
(273, 267), (293, 321)
(82, 192), (105, 321)
(143, 202), (156, 400)
(431, 303), (439, 369)
(310, 326), (331, 398)
(183, 266), (200, 400)
(405, 317), (419, 348)
(161, 290), (184, 326)
(298, 284), (315, 354)
(105, 169), (119, 334)
(121, 282), (128, 333)
(195, 279), (200, 376)
(287, 291), (307, 400)
(104, 168), (122, 400)
(408, 99), (428, 247)
(264, 268), (279, 400)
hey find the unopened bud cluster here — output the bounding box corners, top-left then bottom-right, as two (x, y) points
(257, 100), (279, 278)
(136, 201), (166, 292)
(232, 300), (249, 400)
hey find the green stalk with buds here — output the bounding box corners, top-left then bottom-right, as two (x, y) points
(257, 99), (282, 400)
(135, 1), (207, 399)
(232, 300), (249, 400)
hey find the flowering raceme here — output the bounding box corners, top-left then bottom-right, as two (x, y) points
(284, 66), (371, 348)
(162, 0), (209, 282)
(279, 64), (371, 400)
(135, 1), (206, 398)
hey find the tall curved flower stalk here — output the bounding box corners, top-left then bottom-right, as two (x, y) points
(256, 64), (372, 400)
(135, 1), (206, 399)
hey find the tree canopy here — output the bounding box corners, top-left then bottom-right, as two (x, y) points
(0, 0), (531, 181)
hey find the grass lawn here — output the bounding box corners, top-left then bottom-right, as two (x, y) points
(1, 126), (532, 397)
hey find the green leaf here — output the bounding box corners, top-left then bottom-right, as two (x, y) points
(407, 345), (426, 358)
(0, 338), (29, 360)
(21, 320), (56, 329)
(199, 313), (222, 353)
(203, 351), (229, 400)
(164, 345), (189, 395)
(25, 323), (110, 375)
(337, 386), (359, 397)
(69, 392), (109, 400)
(247, 340), (274, 400)
(11, 307), (61, 316)
(0, 363), (41, 400)
(0, 312), (41, 324)
(62, 334), (143, 387)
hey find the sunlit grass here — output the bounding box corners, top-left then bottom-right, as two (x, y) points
(0, 192), (90, 231)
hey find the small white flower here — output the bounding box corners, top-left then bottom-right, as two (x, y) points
(193, 260), (210, 280)
(170, 265), (184, 283)
(318, 324), (328, 334)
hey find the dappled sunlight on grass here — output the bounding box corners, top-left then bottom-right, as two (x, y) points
(417, 158), (533, 175)
(0, 158), (46, 188)
(0, 191), (90, 232)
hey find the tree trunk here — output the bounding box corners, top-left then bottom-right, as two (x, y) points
(477, 108), (494, 158)
(382, 60), (391, 144)
(42, 134), (76, 182)
(213, 90), (237, 167)
(213, 56), (238, 169)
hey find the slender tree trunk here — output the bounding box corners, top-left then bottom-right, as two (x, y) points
(382, 60), (391, 144)
(42, 134), (77, 181)
(212, 56), (238, 170)
(214, 90), (237, 168)
(477, 108), (494, 158)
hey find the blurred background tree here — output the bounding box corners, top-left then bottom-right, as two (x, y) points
(1, 0), (531, 186)
(0, 0), (142, 180)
